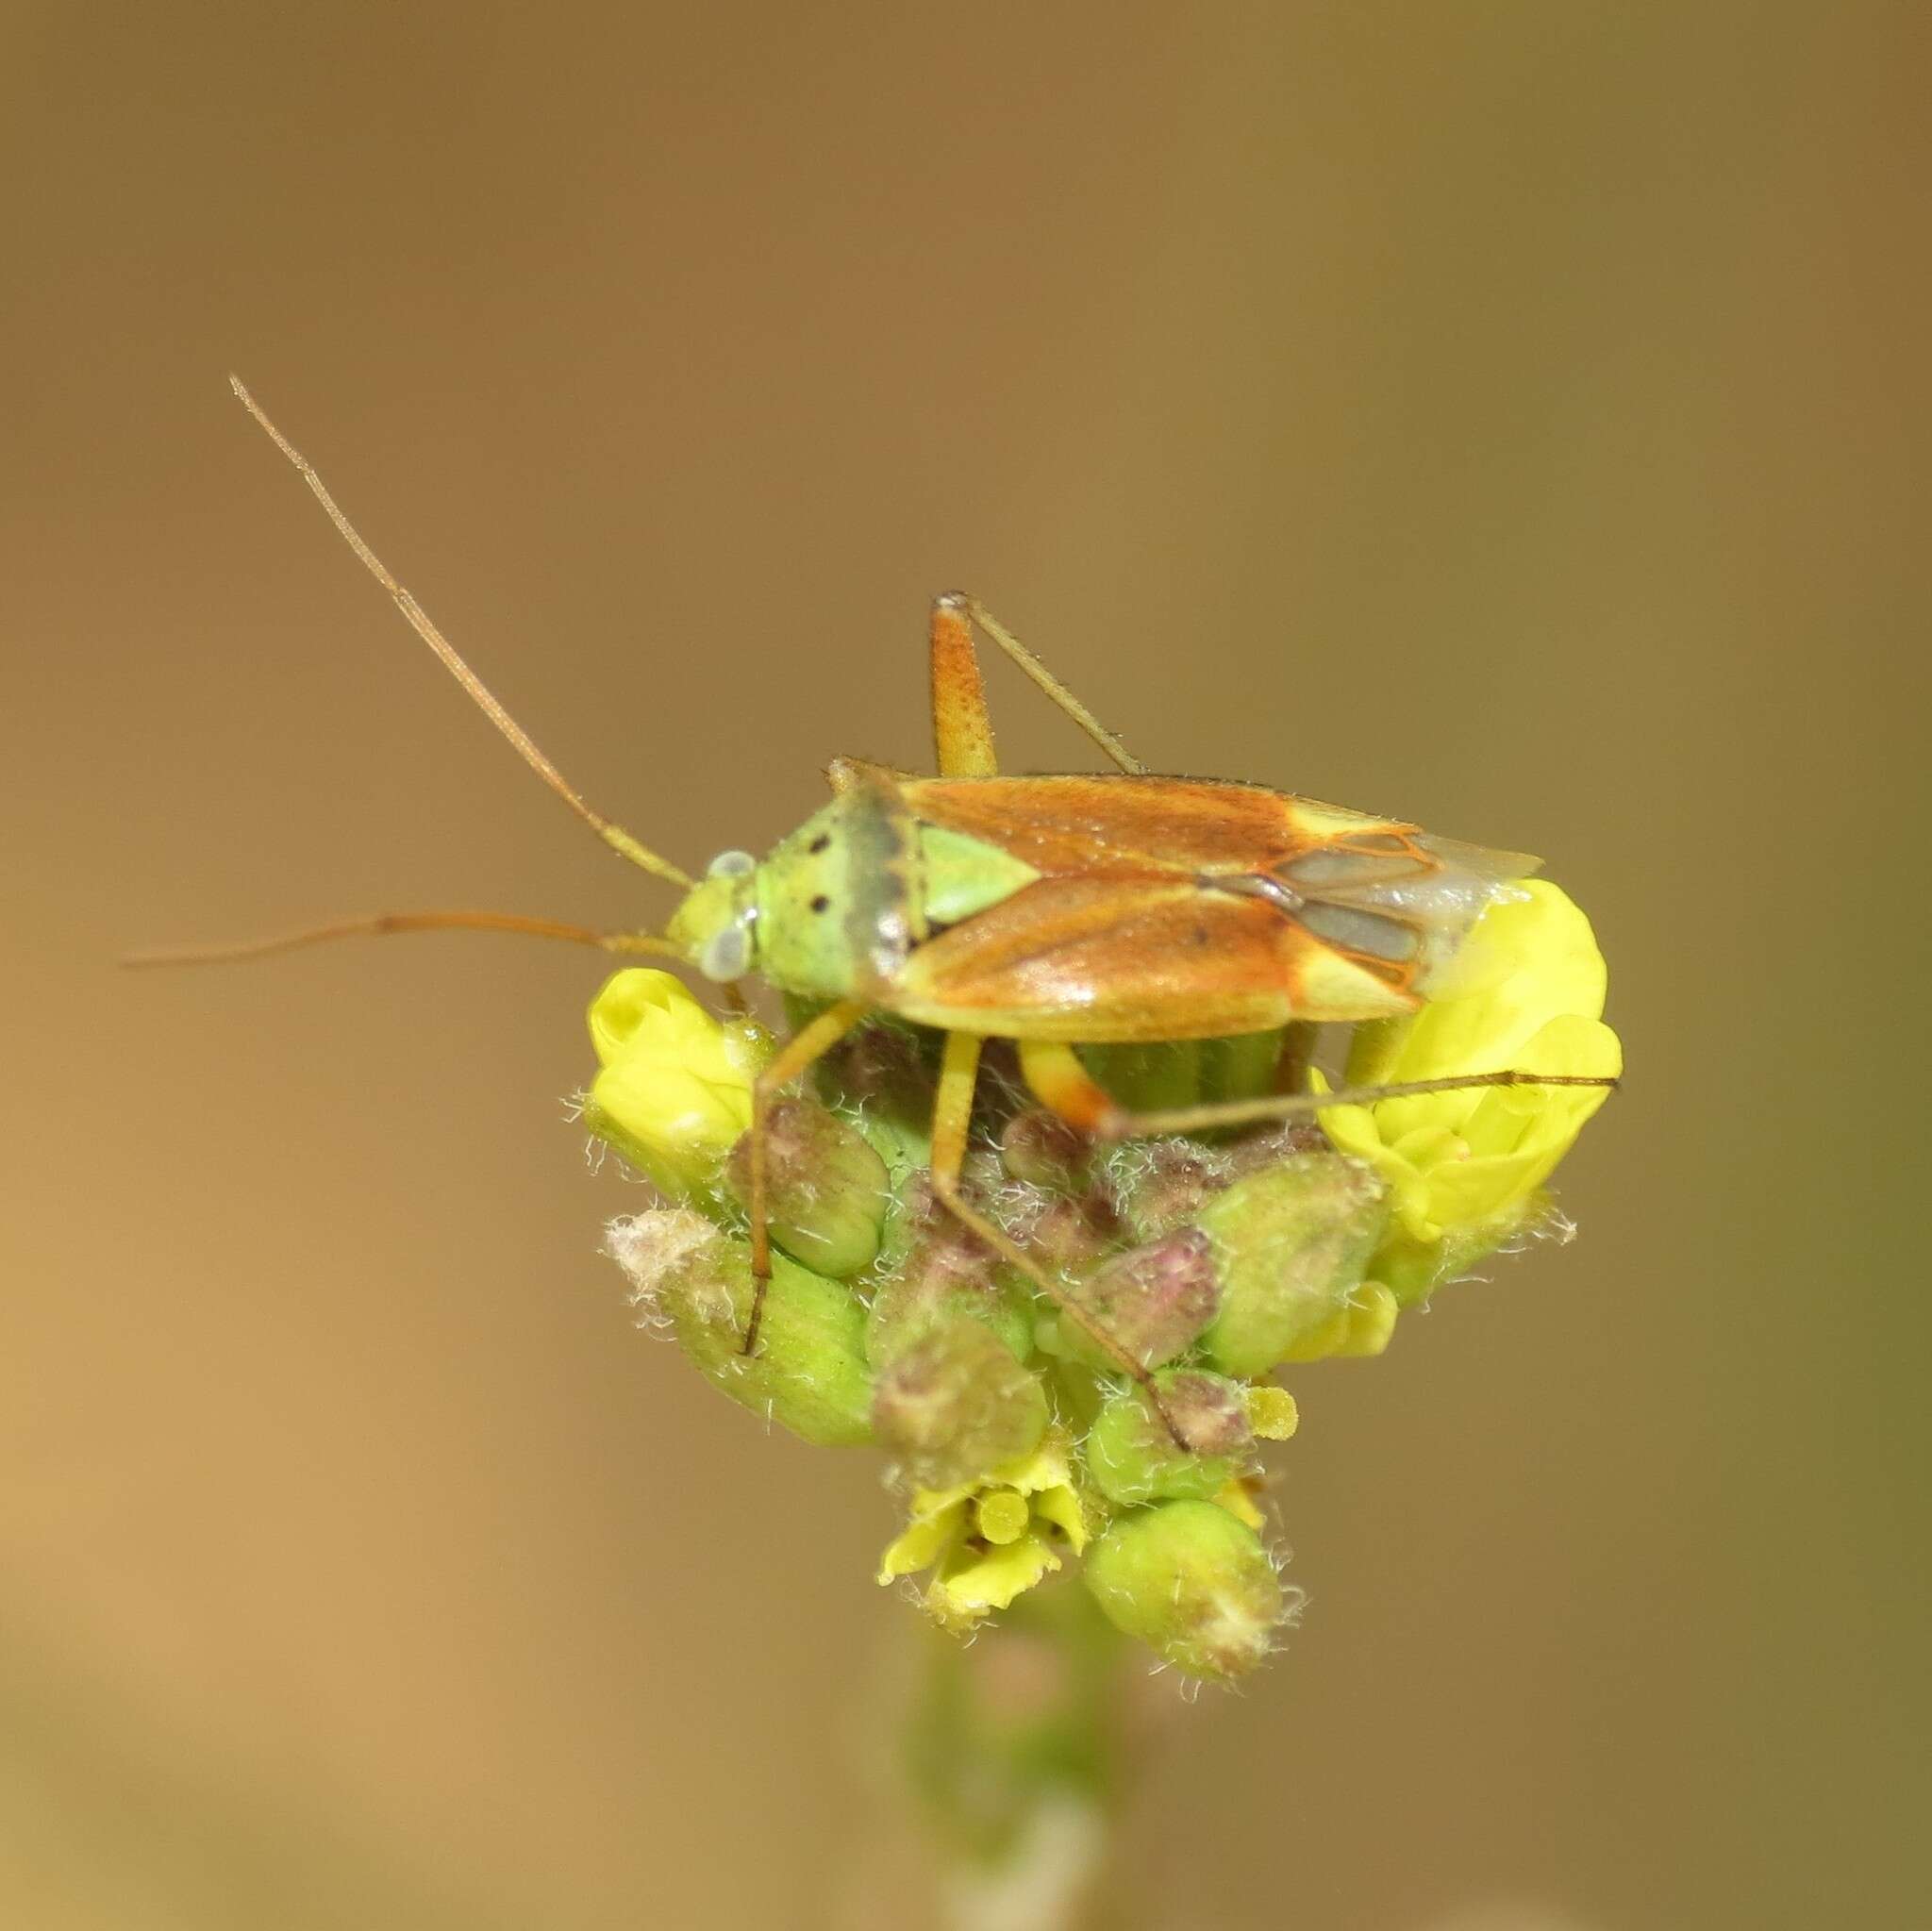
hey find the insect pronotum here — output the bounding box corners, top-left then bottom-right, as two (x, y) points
(134, 380), (1617, 1439)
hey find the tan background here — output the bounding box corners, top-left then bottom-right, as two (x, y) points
(4, 5), (1925, 1926)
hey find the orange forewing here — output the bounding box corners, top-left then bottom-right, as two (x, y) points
(885, 873), (1418, 1043)
(901, 773), (1430, 876)
(901, 774), (1373, 877)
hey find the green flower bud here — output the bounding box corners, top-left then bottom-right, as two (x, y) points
(872, 1314), (1050, 1490)
(1057, 1230), (1220, 1373)
(867, 1215), (1033, 1367)
(605, 1209), (873, 1446)
(1087, 1372), (1256, 1507)
(1083, 1499), (1285, 1680)
(1197, 1155), (1387, 1376)
(1277, 1282), (1400, 1361)
(722, 1095), (889, 1279)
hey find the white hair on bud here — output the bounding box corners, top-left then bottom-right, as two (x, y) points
(604, 1209), (716, 1319)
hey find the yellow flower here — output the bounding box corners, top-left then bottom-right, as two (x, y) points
(583, 969), (772, 1203)
(1316, 882), (1622, 1308)
(877, 1431), (1090, 1632)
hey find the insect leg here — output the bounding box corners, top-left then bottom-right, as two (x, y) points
(1018, 1038), (1617, 1139)
(942, 595), (1146, 774)
(926, 1031), (1192, 1449)
(743, 999), (871, 1351)
(929, 598), (1000, 777)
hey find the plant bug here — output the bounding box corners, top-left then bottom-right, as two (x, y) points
(135, 380), (1617, 1426)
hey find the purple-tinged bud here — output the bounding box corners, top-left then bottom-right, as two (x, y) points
(1087, 1371), (1257, 1507)
(872, 1314), (1050, 1489)
(811, 1014), (935, 1121)
(724, 1096), (890, 1280)
(999, 1107), (1093, 1192)
(1083, 1499), (1287, 1680)
(1058, 1229), (1220, 1373)
(1110, 1140), (1234, 1243)
(1024, 1193), (1122, 1280)
(1197, 1155), (1387, 1376)
(867, 1221), (1034, 1367)
(605, 1210), (873, 1446)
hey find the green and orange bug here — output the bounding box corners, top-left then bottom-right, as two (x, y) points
(137, 380), (1616, 1416)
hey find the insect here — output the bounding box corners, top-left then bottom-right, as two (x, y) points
(139, 380), (1615, 1423)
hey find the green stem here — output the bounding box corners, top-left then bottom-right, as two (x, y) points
(902, 1584), (1139, 1931)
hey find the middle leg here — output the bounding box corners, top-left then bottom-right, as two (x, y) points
(925, 1028), (1191, 1448)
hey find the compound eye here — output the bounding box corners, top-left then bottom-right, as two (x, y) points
(706, 849), (757, 880)
(698, 918), (753, 983)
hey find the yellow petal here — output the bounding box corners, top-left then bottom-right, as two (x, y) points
(877, 1501), (966, 1584)
(1212, 1480), (1267, 1532)
(933, 1532), (1061, 1622)
(1028, 1478), (1090, 1556)
(1349, 883), (1608, 1142)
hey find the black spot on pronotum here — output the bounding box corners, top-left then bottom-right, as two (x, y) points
(810, 894), (831, 914)
(808, 834), (831, 855)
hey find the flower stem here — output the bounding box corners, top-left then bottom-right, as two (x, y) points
(901, 1583), (1141, 1931)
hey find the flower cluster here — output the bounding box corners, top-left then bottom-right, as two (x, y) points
(588, 883), (1618, 1681)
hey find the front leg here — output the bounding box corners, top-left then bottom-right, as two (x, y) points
(742, 997), (870, 1352)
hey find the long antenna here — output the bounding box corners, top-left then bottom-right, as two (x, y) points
(123, 909), (688, 969)
(228, 376), (695, 891)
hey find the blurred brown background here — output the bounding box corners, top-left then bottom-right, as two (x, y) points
(5, 5), (1925, 1926)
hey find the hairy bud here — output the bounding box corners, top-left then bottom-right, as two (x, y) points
(1083, 1499), (1286, 1679)
(1058, 1229), (1221, 1373)
(724, 1095), (890, 1279)
(998, 1107), (1092, 1192)
(1196, 1155), (1387, 1375)
(605, 1210), (873, 1446)
(1086, 1371), (1256, 1507)
(872, 1314), (1051, 1490)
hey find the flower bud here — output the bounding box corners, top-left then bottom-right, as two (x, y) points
(867, 1216), (1034, 1367)
(1086, 1372), (1255, 1507)
(1083, 1499), (1285, 1679)
(1317, 882), (1622, 1285)
(1276, 1282), (1400, 1361)
(1109, 1140), (1231, 1243)
(1196, 1155), (1387, 1376)
(722, 1095), (889, 1279)
(1057, 1229), (1220, 1373)
(871, 1314), (1050, 1490)
(998, 1107), (1092, 1192)
(1023, 1192), (1121, 1281)
(605, 1210), (872, 1446)
(583, 970), (770, 1206)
